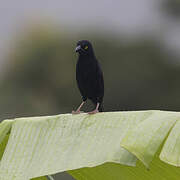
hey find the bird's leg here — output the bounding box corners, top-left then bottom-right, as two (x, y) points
(72, 101), (85, 114)
(88, 103), (100, 114)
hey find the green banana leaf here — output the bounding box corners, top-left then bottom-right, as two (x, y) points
(0, 111), (180, 180)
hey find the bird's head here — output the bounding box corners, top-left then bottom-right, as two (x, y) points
(75, 40), (94, 56)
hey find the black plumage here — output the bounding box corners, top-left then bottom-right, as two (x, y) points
(72, 40), (104, 114)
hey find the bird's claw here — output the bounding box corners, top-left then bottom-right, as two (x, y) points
(88, 109), (99, 114)
(72, 110), (83, 114)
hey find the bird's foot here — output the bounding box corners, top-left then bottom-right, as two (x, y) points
(72, 110), (83, 114)
(88, 109), (99, 114)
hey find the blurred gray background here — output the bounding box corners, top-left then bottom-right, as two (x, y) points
(0, 0), (180, 179)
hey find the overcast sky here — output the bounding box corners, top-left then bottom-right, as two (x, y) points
(0, 0), (160, 34)
(0, 0), (180, 59)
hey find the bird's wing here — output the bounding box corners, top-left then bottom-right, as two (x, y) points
(76, 68), (87, 101)
(95, 61), (104, 100)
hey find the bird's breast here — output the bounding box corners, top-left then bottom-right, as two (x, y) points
(76, 61), (97, 87)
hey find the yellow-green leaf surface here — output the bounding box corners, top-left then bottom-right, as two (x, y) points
(0, 120), (13, 145)
(160, 119), (180, 166)
(0, 111), (180, 179)
(69, 157), (180, 180)
(120, 111), (178, 167)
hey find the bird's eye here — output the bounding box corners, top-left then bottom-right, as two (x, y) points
(84, 46), (88, 50)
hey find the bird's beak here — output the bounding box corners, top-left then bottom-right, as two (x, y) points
(75, 45), (81, 52)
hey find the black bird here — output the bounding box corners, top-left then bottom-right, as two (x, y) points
(72, 40), (104, 114)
